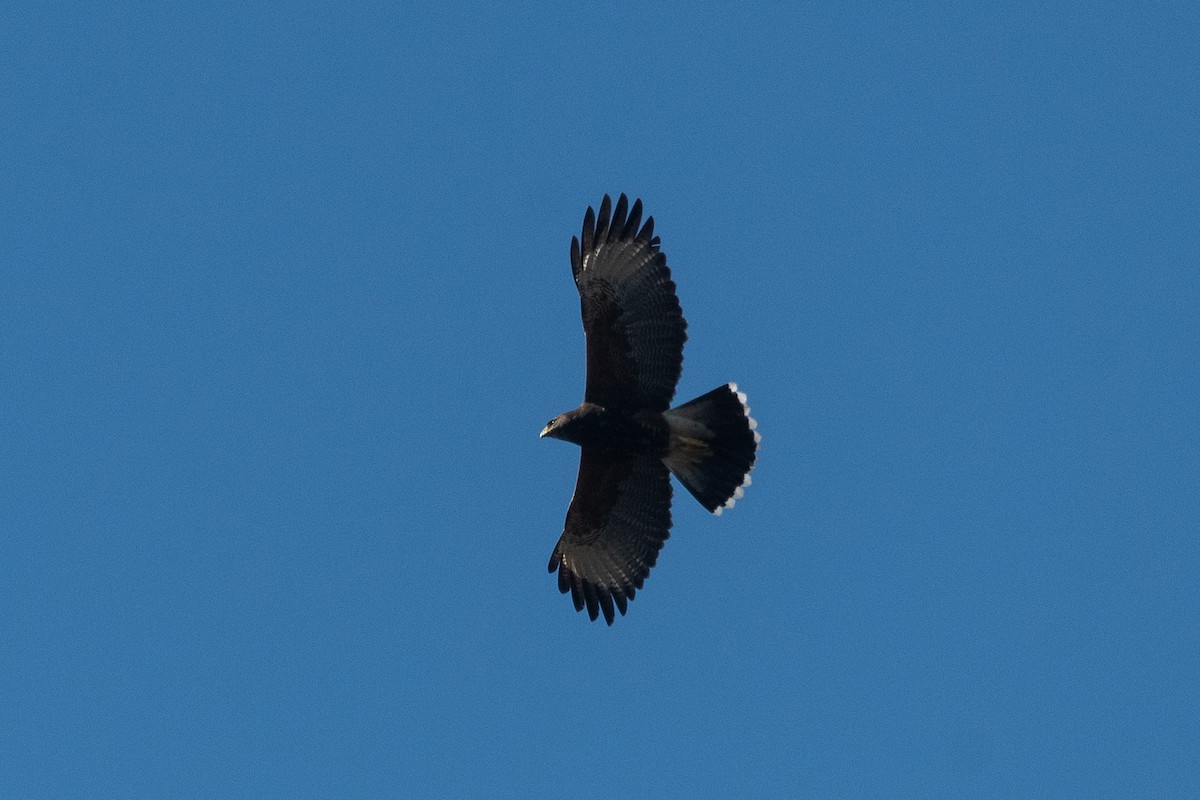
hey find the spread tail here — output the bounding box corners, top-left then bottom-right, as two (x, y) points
(662, 383), (760, 514)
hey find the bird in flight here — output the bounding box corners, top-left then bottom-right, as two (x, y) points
(541, 194), (760, 624)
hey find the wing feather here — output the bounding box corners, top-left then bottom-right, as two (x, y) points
(621, 198), (643, 240)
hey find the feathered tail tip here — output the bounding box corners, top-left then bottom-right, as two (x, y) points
(662, 383), (760, 514)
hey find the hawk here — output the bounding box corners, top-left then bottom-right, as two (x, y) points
(541, 194), (760, 624)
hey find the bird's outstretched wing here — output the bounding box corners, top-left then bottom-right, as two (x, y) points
(548, 449), (673, 625)
(572, 194), (687, 413)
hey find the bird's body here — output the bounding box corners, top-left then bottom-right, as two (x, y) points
(542, 195), (760, 625)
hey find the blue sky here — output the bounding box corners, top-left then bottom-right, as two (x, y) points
(3, 2), (1198, 797)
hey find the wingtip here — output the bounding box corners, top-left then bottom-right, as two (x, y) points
(594, 195), (613, 244)
(598, 591), (615, 625)
(641, 215), (655, 242)
(581, 206), (596, 253)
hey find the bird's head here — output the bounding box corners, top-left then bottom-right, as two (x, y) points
(540, 414), (567, 440)
(541, 404), (602, 444)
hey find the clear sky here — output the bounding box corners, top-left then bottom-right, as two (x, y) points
(4, 2), (1198, 798)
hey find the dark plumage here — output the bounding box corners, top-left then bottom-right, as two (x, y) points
(542, 194), (760, 625)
